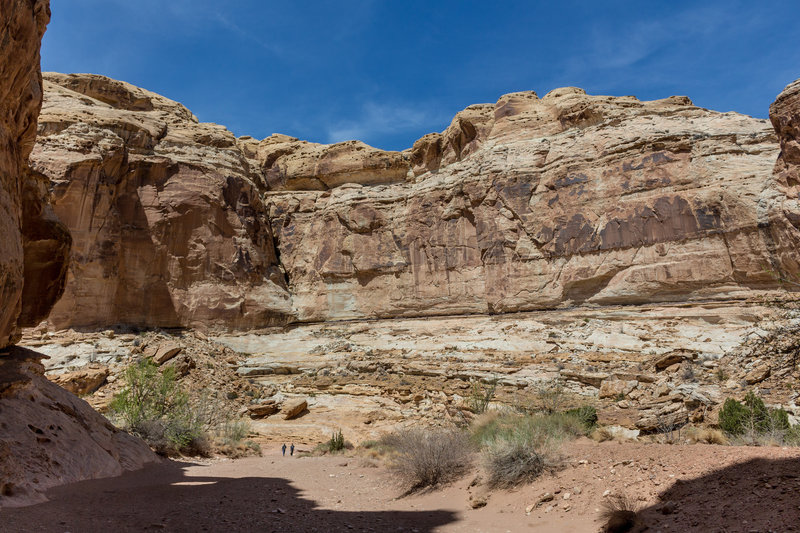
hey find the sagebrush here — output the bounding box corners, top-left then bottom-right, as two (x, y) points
(381, 428), (472, 491)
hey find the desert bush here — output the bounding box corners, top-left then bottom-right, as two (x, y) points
(220, 418), (251, 447)
(719, 391), (797, 446)
(110, 360), (205, 454)
(564, 405), (598, 431)
(471, 412), (577, 487)
(685, 427), (727, 445)
(382, 428), (472, 491)
(719, 391), (790, 435)
(599, 493), (640, 533)
(329, 429), (346, 451)
(468, 377), (498, 414)
(315, 429), (347, 454)
(110, 360), (250, 455)
(536, 377), (566, 414)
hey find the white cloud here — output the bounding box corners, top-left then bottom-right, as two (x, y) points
(325, 101), (447, 145)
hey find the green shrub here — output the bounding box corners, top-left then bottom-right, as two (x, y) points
(564, 405), (598, 431)
(110, 360), (204, 455)
(329, 429), (346, 452)
(719, 391), (792, 443)
(719, 397), (751, 435)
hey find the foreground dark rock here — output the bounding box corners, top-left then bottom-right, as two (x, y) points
(0, 346), (157, 507)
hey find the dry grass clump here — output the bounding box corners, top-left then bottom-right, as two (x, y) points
(685, 427), (727, 445)
(472, 411), (577, 488)
(599, 493), (641, 533)
(381, 428), (472, 492)
(590, 426), (614, 442)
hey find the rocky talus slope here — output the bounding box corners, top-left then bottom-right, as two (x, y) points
(0, 2), (156, 508)
(32, 74), (800, 327)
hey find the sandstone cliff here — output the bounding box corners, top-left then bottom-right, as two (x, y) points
(768, 79), (800, 279)
(32, 73), (292, 330)
(0, 346), (155, 506)
(0, 2), (157, 508)
(0, 0), (70, 347)
(34, 74), (800, 327)
(265, 89), (791, 321)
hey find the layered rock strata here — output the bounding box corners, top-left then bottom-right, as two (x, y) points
(32, 73), (292, 330)
(265, 90), (790, 321)
(0, 0), (70, 347)
(34, 74), (800, 327)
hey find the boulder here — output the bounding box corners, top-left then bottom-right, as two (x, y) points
(48, 366), (109, 395)
(281, 398), (308, 420)
(599, 379), (639, 399)
(247, 400), (279, 419)
(653, 351), (694, 371)
(152, 342), (183, 365)
(744, 365), (771, 385)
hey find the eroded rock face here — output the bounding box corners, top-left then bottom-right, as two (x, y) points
(0, 0), (70, 347)
(768, 79), (800, 278)
(32, 75), (800, 327)
(269, 89), (793, 321)
(0, 347), (156, 507)
(32, 73), (292, 330)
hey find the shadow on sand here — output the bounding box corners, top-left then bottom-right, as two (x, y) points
(633, 455), (800, 532)
(1, 460), (458, 532)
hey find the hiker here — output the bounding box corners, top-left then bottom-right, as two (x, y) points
(290, 443), (295, 456)
(281, 443), (287, 456)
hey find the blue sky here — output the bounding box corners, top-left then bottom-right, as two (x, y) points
(42, 1), (800, 151)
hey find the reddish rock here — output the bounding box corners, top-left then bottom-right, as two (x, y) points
(247, 400), (279, 419)
(32, 74), (292, 331)
(0, 0), (70, 347)
(151, 342), (182, 365)
(48, 366), (108, 395)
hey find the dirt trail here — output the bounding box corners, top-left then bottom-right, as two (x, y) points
(2, 439), (799, 532)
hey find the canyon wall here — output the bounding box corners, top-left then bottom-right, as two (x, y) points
(0, 2), (157, 508)
(0, 0), (70, 347)
(32, 73), (292, 330)
(33, 75), (800, 328)
(264, 89), (793, 321)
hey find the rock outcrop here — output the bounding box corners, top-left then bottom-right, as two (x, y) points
(0, 1), (158, 509)
(768, 79), (800, 278)
(267, 89), (792, 321)
(0, 346), (156, 506)
(31, 73), (800, 327)
(0, 0), (70, 347)
(31, 73), (292, 330)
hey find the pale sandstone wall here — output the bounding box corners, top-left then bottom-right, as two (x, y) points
(32, 74), (292, 330)
(33, 74), (800, 327)
(265, 89), (794, 321)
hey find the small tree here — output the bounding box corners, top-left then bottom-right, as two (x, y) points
(110, 360), (202, 454)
